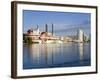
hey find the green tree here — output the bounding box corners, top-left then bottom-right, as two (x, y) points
(24, 37), (33, 44)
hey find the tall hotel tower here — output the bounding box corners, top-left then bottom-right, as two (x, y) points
(78, 29), (84, 42)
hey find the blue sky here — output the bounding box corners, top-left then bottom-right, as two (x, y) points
(23, 10), (91, 36)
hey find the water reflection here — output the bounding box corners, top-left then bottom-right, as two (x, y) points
(23, 43), (90, 69)
(78, 43), (84, 61)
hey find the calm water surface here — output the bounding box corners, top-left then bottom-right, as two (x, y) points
(23, 42), (91, 69)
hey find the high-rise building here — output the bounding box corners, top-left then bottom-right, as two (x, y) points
(78, 29), (84, 42)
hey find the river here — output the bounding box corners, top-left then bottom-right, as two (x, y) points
(23, 42), (91, 69)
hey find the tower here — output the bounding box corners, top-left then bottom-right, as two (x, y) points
(78, 29), (84, 42)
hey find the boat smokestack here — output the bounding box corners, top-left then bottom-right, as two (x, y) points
(45, 24), (48, 32)
(52, 24), (54, 36)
